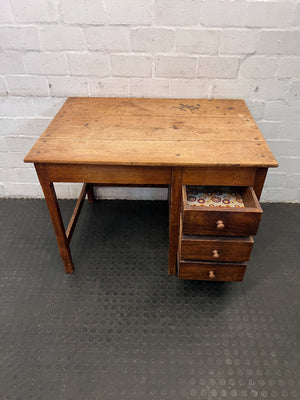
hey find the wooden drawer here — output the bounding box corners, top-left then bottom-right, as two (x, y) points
(178, 258), (247, 281)
(182, 186), (262, 236)
(180, 234), (254, 262)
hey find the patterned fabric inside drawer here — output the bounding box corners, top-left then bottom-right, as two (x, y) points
(186, 186), (245, 208)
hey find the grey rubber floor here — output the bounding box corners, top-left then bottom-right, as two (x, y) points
(0, 199), (299, 400)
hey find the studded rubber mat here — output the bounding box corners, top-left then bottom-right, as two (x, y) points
(0, 199), (299, 400)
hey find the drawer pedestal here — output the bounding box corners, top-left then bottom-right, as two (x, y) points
(178, 185), (262, 281)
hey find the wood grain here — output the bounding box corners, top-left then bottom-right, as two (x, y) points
(44, 164), (171, 184)
(178, 259), (247, 281)
(25, 138), (277, 167)
(180, 235), (254, 262)
(168, 167), (183, 275)
(35, 163), (74, 273)
(24, 98), (278, 168)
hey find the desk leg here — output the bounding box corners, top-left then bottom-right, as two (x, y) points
(87, 183), (95, 204)
(35, 164), (74, 274)
(168, 167), (183, 275)
(253, 167), (268, 200)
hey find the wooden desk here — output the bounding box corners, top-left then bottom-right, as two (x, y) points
(24, 98), (278, 275)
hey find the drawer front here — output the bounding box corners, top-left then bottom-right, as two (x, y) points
(178, 259), (247, 281)
(180, 236), (254, 262)
(182, 186), (262, 236)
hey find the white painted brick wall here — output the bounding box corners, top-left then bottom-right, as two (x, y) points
(175, 30), (220, 55)
(0, 26), (40, 50)
(111, 55), (152, 77)
(23, 52), (67, 75)
(197, 56), (240, 78)
(85, 27), (130, 51)
(0, 0), (299, 201)
(0, 78), (7, 96)
(156, 56), (197, 78)
(68, 53), (110, 77)
(10, 0), (58, 23)
(132, 28), (174, 53)
(61, 0), (105, 24)
(246, 1), (295, 28)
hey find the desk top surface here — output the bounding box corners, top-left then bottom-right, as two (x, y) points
(24, 97), (278, 168)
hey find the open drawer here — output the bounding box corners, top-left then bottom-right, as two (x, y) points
(182, 186), (263, 236)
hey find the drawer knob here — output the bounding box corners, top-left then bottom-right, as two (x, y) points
(216, 220), (225, 230)
(212, 249), (219, 258)
(209, 270), (216, 279)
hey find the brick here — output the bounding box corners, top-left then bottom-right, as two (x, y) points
(155, 0), (201, 26)
(275, 157), (300, 174)
(261, 187), (299, 202)
(34, 98), (65, 117)
(240, 57), (278, 78)
(14, 168), (38, 183)
(111, 55), (152, 77)
(5, 136), (36, 153)
(201, 0), (247, 27)
(0, 51), (25, 74)
(220, 30), (258, 54)
(247, 2), (294, 28)
(68, 53), (110, 77)
(175, 30), (219, 54)
(0, 168), (16, 182)
(288, 81), (300, 101)
(155, 56), (197, 78)
(257, 121), (284, 140)
(132, 29), (174, 52)
(0, 119), (18, 137)
(293, 4), (300, 26)
(85, 27), (130, 51)
(169, 79), (211, 98)
(257, 31), (300, 55)
(5, 135), (24, 152)
(264, 101), (300, 121)
(54, 183), (71, 199)
(23, 52), (67, 75)
(16, 118), (51, 136)
(69, 183), (84, 199)
(48, 76), (89, 97)
(253, 80), (288, 101)
(246, 100), (266, 120)
(0, 27), (40, 50)
(0, 0), (13, 23)
(265, 172), (298, 189)
(278, 57), (300, 78)
(197, 57), (239, 78)
(267, 140), (300, 158)
(11, 0), (57, 23)
(61, 0), (105, 24)
(280, 121), (300, 140)
(130, 78), (169, 97)
(4, 183), (43, 198)
(211, 79), (256, 99)
(6, 76), (49, 97)
(0, 137), (8, 152)
(89, 78), (129, 97)
(40, 26), (85, 51)
(0, 152), (25, 168)
(0, 78), (8, 96)
(105, 0), (151, 25)
(94, 186), (167, 200)
(0, 98), (35, 117)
